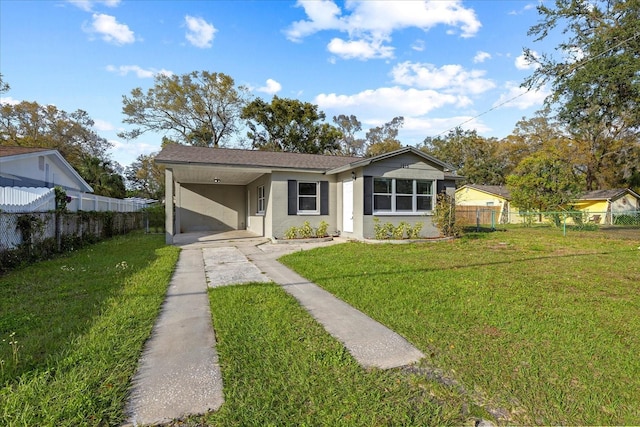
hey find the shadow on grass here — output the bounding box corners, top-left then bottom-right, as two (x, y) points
(0, 234), (166, 385)
(304, 248), (627, 283)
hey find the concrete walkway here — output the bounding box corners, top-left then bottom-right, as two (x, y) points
(124, 231), (424, 425)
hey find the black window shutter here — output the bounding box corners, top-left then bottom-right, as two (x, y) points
(320, 181), (329, 215)
(364, 176), (373, 215)
(288, 180), (297, 215)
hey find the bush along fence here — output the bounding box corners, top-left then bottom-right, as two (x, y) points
(0, 209), (145, 274)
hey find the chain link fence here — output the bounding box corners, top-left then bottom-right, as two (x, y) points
(456, 206), (640, 234)
(0, 211), (147, 273)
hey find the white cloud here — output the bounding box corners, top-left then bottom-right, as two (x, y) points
(106, 65), (173, 78)
(327, 37), (394, 60)
(473, 51), (491, 63)
(185, 15), (216, 48)
(108, 139), (159, 166)
(515, 51), (539, 70)
(67, 0), (121, 12)
(286, 0), (481, 60)
(257, 79), (282, 95)
(391, 61), (495, 95)
(85, 13), (135, 45)
(93, 119), (114, 132)
(411, 39), (425, 52)
(492, 81), (550, 110)
(315, 86), (468, 119)
(0, 97), (20, 105)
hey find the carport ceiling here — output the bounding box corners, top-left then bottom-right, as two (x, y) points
(169, 164), (271, 186)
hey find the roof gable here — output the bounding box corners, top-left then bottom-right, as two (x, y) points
(581, 188), (640, 201)
(0, 147), (93, 193)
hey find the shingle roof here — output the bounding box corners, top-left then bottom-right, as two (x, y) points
(155, 144), (361, 170)
(466, 184), (512, 199)
(580, 189), (631, 200)
(0, 146), (50, 158)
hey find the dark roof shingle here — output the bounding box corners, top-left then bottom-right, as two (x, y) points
(0, 146), (50, 158)
(155, 144), (361, 170)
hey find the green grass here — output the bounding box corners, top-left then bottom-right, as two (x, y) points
(200, 282), (479, 426)
(279, 228), (640, 425)
(0, 233), (179, 426)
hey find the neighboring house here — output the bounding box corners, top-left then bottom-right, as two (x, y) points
(455, 184), (515, 224)
(0, 146), (146, 212)
(0, 146), (92, 192)
(573, 188), (640, 223)
(155, 145), (462, 242)
(455, 184), (640, 224)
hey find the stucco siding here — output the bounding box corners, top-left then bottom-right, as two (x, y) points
(363, 153), (444, 180)
(362, 215), (438, 239)
(246, 174), (270, 236)
(178, 183), (246, 232)
(270, 171), (338, 239)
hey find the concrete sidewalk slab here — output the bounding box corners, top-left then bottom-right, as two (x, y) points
(203, 247), (269, 287)
(124, 248), (224, 426)
(240, 245), (425, 370)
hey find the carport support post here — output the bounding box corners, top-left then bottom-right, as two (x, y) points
(165, 168), (174, 244)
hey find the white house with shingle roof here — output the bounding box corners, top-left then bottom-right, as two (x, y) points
(155, 145), (463, 242)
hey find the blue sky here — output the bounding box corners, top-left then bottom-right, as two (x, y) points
(1, 0), (555, 167)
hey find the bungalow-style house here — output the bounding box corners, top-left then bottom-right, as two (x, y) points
(455, 184), (640, 224)
(155, 145), (462, 242)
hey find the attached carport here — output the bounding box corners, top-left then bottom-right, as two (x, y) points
(160, 161), (270, 244)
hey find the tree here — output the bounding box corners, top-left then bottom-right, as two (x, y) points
(364, 116), (404, 157)
(524, 0), (640, 187)
(0, 74), (9, 94)
(79, 156), (126, 198)
(422, 127), (505, 185)
(119, 71), (249, 147)
(241, 96), (341, 154)
(0, 101), (112, 169)
(333, 114), (365, 156)
(506, 148), (584, 214)
(125, 153), (165, 200)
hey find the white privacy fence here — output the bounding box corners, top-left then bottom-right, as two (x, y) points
(0, 187), (151, 213)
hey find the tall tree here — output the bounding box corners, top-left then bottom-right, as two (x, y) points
(125, 153), (165, 200)
(333, 114), (365, 156)
(506, 147), (584, 214)
(119, 71), (249, 147)
(364, 116), (404, 157)
(241, 96), (341, 154)
(0, 101), (112, 169)
(524, 0), (640, 188)
(422, 127), (505, 185)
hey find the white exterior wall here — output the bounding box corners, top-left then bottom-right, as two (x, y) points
(0, 154), (83, 191)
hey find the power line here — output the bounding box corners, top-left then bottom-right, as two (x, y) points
(431, 31), (640, 138)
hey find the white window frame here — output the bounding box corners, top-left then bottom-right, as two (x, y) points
(373, 178), (434, 214)
(257, 185), (265, 214)
(298, 181), (320, 214)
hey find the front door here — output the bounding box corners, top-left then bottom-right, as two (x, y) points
(343, 179), (354, 233)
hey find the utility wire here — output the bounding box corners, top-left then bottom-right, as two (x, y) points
(431, 31), (640, 138)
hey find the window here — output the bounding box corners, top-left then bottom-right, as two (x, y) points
(298, 181), (319, 213)
(257, 185), (265, 214)
(373, 178), (433, 213)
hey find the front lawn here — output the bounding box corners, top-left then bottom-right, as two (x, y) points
(279, 228), (640, 425)
(0, 233), (179, 426)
